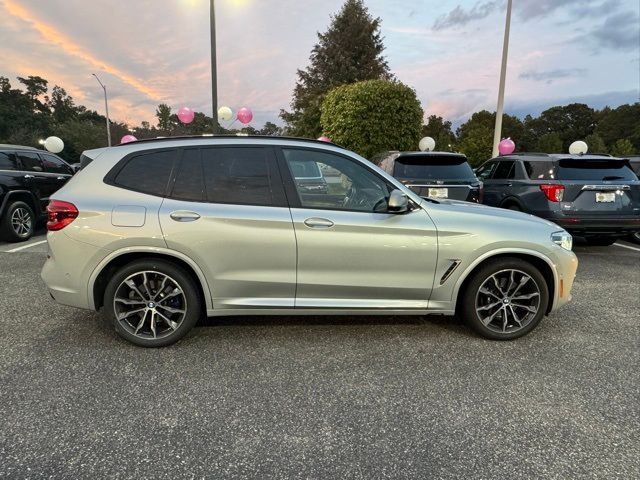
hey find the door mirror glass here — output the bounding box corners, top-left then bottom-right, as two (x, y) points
(388, 189), (408, 213)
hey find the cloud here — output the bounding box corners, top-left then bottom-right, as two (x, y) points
(519, 68), (588, 84)
(589, 11), (640, 51)
(433, 1), (501, 31)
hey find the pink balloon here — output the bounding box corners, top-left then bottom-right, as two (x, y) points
(177, 106), (195, 124)
(317, 136), (332, 142)
(498, 138), (515, 155)
(120, 135), (137, 144)
(237, 107), (253, 125)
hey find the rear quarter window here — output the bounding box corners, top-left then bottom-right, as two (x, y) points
(112, 150), (176, 196)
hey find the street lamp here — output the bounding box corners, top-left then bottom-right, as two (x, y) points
(491, 0), (512, 158)
(92, 73), (112, 146)
(210, 0), (219, 134)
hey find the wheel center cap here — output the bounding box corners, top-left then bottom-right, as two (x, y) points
(503, 298), (510, 305)
(148, 302), (156, 308)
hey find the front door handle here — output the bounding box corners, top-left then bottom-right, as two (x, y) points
(24, 174), (34, 179)
(304, 217), (334, 228)
(170, 211), (201, 222)
(56, 176), (67, 180)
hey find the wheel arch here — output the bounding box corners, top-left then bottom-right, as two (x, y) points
(89, 248), (213, 312)
(0, 190), (40, 218)
(499, 196), (526, 211)
(453, 250), (557, 315)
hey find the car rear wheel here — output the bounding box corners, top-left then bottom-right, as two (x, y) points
(103, 259), (202, 347)
(0, 201), (35, 242)
(460, 258), (549, 340)
(584, 237), (617, 246)
(628, 232), (640, 245)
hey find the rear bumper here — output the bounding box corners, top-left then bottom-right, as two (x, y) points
(542, 214), (640, 237)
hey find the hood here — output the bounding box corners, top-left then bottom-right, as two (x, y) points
(424, 198), (559, 229)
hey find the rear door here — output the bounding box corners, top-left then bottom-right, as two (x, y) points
(39, 153), (73, 193)
(16, 151), (59, 212)
(159, 146), (297, 310)
(555, 158), (640, 217)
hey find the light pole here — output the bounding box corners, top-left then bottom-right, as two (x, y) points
(491, 0), (512, 158)
(210, 0), (219, 134)
(92, 73), (112, 146)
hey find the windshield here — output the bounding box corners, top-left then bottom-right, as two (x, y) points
(393, 155), (476, 180)
(555, 159), (638, 181)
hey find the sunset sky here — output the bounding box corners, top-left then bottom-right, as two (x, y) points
(1, 0), (638, 128)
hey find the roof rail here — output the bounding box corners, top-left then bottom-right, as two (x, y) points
(111, 134), (339, 148)
(0, 144), (39, 151)
(505, 152), (550, 157)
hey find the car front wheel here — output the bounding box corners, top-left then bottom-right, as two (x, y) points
(103, 259), (202, 347)
(460, 258), (549, 340)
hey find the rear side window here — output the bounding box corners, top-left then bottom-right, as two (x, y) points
(40, 154), (72, 174)
(556, 159), (638, 181)
(17, 152), (43, 172)
(393, 155), (475, 180)
(172, 149), (205, 202)
(0, 152), (18, 170)
(201, 147), (278, 206)
(113, 150), (175, 196)
(523, 161), (555, 180)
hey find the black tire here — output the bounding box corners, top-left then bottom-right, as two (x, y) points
(103, 259), (202, 347)
(628, 232), (640, 245)
(0, 200), (35, 242)
(459, 257), (549, 340)
(506, 204), (522, 212)
(584, 237), (617, 246)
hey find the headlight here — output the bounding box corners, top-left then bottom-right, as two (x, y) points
(551, 231), (573, 251)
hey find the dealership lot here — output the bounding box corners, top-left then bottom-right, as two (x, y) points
(0, 233), (638, 478)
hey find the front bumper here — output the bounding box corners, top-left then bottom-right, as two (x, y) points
(550, 248), (578, 312)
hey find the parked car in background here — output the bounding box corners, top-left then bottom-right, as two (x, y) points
(287, 156), (328, 194)
(475, 153), (640, 246)
(625, 155), (640, 244)
(0, 144), (74, 242)
(377, 151), (482, 203)
(42, 136), (577, 347)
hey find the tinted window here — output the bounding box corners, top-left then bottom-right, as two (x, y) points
(202, 147), (276, 206)
(18, 152), (43, 172)
(556, 159), (638, 181)
(40, 154), (72, 174)
(283, 148), (390, 213)
(0, 152), (18, 170)
(172, 149), (205, 202)
(476, 162), (497, 180)
(393, 155), (475, 180)
(492, 161), (515, 179)
(114, 150), (175, 196)
(523, 161), (556, 180)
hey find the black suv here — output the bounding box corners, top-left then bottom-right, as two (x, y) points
(0, 144), (74, 242)
(377, 151), (482, 202)
(476, 153), (640, 245)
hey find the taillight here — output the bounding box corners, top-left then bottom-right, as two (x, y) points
(540, 184), (564, 202)
(47, 200), (78, 231)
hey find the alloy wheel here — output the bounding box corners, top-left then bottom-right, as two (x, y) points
(113, 271), (188, 340)
(475, 269), (541, 334)
(11, 207), (32, 237)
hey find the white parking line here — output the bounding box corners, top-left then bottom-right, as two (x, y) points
(5, 239), (47, 253)
(614, 242), (640, 253)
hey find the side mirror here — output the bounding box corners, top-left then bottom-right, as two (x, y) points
(71, 164), (81, 174)
(388, 189), (408, 213)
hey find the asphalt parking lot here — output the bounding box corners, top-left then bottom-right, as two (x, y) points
(1, 232), (638, 479)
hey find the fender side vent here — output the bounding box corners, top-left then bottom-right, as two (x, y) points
(440, 260), (461, 285)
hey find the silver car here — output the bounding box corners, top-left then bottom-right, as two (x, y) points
(41, 137), (578, 347)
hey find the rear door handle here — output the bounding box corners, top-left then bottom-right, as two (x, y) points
(56, 176), (67, 180)
(170, 211), (201, 222)
(304, 217), (334, 228)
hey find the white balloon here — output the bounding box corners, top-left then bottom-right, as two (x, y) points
(44, 136), (64, 153)
(569, 140), (588, 155)
(218, 106), (233, 122)
(419, 136), (436, 152)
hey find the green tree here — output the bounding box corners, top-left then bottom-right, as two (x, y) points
(48, 86), (79, 124)
(456, 110), (524, 164)
(535, 132), (563, 153)
(259, 121), (281, 136)
(422, 115), (456, 151)
(527, 103), (596, 151)
(584, 133), (607, 154)
(596, 103), (640, 152)
(281, 0), (391, 138)
(155, 103), (173, 132)
(320, 79), (423, 159)
(17, 75), (49, 113)
(610, 138), (636, 157)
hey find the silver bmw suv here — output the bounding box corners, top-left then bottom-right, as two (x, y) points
(41, 136), (578, 347)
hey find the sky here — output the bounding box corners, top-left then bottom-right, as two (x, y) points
(0, 0), (638, 130)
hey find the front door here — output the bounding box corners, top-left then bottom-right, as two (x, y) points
(159, 146), (297, 310)
(278, 147), (438, 310)
(16, 151), (59, 212)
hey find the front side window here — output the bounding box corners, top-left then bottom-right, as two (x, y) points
(475, 162), (497, 180)
(283, 148), (391, 213)
(492, 161), (515, 180)
(201, 147), (277, 206)
(18, 152), (44, 172)
(40, 154), (72, 174)
(113, 150), (175, 196)
(0, 152), (18, 170)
